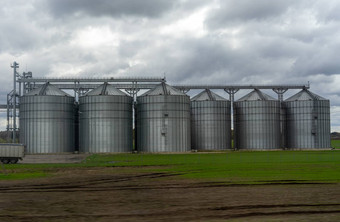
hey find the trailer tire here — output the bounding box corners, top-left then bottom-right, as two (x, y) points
(2, 159), (10, 164)
(10, 158), (18, 164)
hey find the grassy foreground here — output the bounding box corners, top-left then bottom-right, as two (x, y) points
(331, 139), (340, 149)
(1, 151), (340, 184)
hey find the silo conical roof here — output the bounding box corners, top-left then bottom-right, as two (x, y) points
(237, 89), (276, 101)
(26, 82), (71, 96)
(191, 89), (227, 101)
(285, 89), (326, 101)
(85, 82), (127, 96)
(141, 82), (186, 96)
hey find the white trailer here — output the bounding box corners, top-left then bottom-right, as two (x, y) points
(0, 144), (25, 164)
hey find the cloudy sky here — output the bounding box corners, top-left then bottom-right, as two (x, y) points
(1, 0), (340, 131)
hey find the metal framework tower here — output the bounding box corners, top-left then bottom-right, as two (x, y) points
(6, 62), (20, 142)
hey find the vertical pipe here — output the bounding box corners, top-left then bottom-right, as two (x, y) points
(6, 94), (10, 142)
(225, 89), (238, 150)
(273, 88), (287, 149)
(132, 82), (138, 152)
(74, 81), (77, 100)
(19, 82), (21, 97)
(229, 92), (234, 149)
(74, 102), (79, 152)
(134, 101), (138, 152)
(18, 81), (21, 143)
(12, 62), (19, 143)
(231, 92), (236, 150)
(13, 64), (16, 142)
(279, 93), (283, 148)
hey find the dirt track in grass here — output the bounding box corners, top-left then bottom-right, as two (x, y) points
(0, 167), (339, 222)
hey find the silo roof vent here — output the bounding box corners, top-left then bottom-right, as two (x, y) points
(237, 89), (276, 101)
(191, 89), (227, 101)
(85, 82), (127, 96)
(26, 82), (71, 96)
(141, 82), (186, 96)
(285, 89), (326, 101)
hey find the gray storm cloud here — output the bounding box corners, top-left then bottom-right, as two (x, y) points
(206, 0), (295, 27)
(0, 0), (340, 130)
(46, 0), (176, 18)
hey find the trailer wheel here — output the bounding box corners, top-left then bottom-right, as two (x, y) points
(10, 158), (18, 164)
(2, 159), (10, 164)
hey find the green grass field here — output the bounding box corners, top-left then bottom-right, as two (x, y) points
(1, 150), (340, 184)
(331, 140), (340, 149)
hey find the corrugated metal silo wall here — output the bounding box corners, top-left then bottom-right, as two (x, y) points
(233, 100), (281, 149)
(74, 103), (79, 152)
(19, 96), (75, 153)
(284, 100), (330, 149)
(137, 95), (191, 152)
(79, 96), (133, 153)
(191, 100), (231, 150)
(280, 106), (286, 148)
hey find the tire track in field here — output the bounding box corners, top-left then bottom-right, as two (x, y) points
(0, 176), (335, 193)
(0, 205), (339, 221)
(0, 172), (181, 193)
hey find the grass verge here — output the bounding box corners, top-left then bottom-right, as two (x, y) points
(1, 151), (340, 184)
(331, 139), (340, 149)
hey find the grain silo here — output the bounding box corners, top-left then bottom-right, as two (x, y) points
(283, 89), (330, 149)
(234, 89), (281, 150)
(136, 83), (191, 152)
(191, 89), (231, 150)
(79, 83), (133, 153)
(19, 83), (75, 153)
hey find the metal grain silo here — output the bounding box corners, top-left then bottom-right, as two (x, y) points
(283, 89), (330, 149)
(19, 83), (75, 153)
(79, 83), (133, 153)
(191, 89), (231, 150)
(137, 83), (191, 152)
(234, 89), (281, 150)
